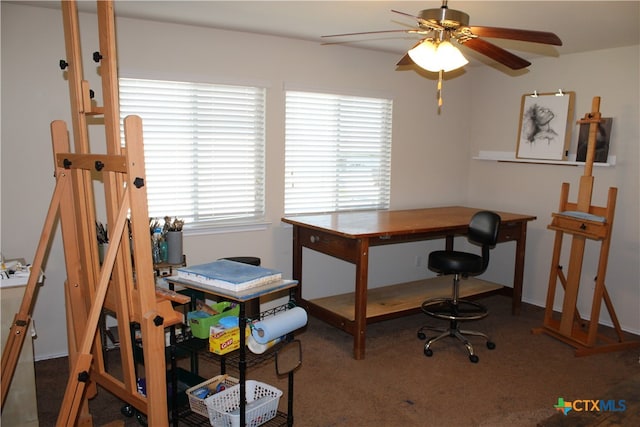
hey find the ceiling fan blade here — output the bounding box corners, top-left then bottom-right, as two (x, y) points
(462, 38), (531, 70)
(396, 53), (413, 66)
(322, 29), (422, 38)
(469, 26), (562, 46)
(391, 9), (444, 31)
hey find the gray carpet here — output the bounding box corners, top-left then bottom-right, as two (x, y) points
(34, 295), (640, 426)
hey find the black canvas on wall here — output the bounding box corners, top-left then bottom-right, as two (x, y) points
(576, 117), (612, 163)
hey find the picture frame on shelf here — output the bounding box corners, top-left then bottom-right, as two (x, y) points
(576, 117), (613, 163)
(516, 91), (575, 161)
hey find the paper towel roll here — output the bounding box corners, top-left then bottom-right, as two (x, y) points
(247, 335), (282, 354)
(251, 307), (307, 344)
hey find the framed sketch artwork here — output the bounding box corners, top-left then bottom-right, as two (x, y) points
(516, 91), (575, 160)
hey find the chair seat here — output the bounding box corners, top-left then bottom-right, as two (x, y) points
(428, 250), (484, 274)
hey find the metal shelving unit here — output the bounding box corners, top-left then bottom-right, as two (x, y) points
(166, 278), (301, 427)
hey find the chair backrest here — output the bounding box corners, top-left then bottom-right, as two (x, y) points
(468, 211), (501, 272)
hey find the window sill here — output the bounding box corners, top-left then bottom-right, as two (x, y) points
(184, 221), (271, 236)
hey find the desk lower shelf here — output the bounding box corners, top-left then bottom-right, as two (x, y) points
(308, 276), (504, 322)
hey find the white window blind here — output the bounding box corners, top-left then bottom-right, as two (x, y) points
(285, 91), (392, 215)
(119, 78), (266, 227)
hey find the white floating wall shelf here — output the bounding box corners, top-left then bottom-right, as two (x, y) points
(473, 151), (615, 167)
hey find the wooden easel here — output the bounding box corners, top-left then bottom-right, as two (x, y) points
(532, 97), (640, 356)
(1, 1), (184, 425)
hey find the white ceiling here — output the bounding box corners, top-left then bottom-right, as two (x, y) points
(21, 1), (640, 67)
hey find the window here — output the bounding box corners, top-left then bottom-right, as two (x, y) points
(285, 91), (392, 215)
(119, 78), (266, 228)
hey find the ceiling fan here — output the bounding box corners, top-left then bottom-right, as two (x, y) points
(322, 0), (562, 109)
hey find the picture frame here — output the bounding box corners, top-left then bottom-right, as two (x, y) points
(576, 117), (612, 163)
(516, 91), (575, 160)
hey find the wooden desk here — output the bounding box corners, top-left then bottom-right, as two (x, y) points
(282, 206), (536, 360)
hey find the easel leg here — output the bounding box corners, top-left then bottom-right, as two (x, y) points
(542, 231), (563, 327)
(559, 236), (587, 336)
(56, 353), (94, 427)
(140, 313), (170, 427)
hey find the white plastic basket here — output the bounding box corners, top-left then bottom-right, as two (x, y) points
(205, 380), (283, 427)
(186, 375), (239, 417)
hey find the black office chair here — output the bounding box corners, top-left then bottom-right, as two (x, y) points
(417, 210), (501, 363)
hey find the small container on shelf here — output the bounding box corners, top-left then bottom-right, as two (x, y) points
(186, 374), (239, 418)
(187, 301), (239, 339)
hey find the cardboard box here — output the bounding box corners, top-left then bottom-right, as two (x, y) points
(209, 325), (250, 355)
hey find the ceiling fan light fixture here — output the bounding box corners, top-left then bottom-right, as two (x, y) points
(408, 40), (439, 72)
(408, 39), (468, 72)
(435, 40), (468, 71)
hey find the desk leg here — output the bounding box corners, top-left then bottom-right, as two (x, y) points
(353, 238), (370, 360)
(445, 235), (454, 251)
(291, 226), (303, 300)
(512, 223), (528, 315)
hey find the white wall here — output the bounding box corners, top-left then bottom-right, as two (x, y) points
(1, 3), (638, 361)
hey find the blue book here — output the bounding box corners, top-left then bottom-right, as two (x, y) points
(559, 210), (606, 223)
(176, 259), (282, 291)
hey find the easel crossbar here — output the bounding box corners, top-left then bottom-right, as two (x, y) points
(56, 153), (128, 173)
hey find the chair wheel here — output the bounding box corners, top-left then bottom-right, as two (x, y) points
(469, 354), (479, 363)
(417, 331), (426, 340)
(424, 348), (433, 357)
(487, 341), (496, 350)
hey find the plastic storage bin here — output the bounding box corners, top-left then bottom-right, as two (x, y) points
(186, 375), (239, 417)
(205, 380), (282, 427)
(188, 301), (239, 339)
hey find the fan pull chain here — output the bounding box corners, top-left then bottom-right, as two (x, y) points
(437, 69), (444, 113)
